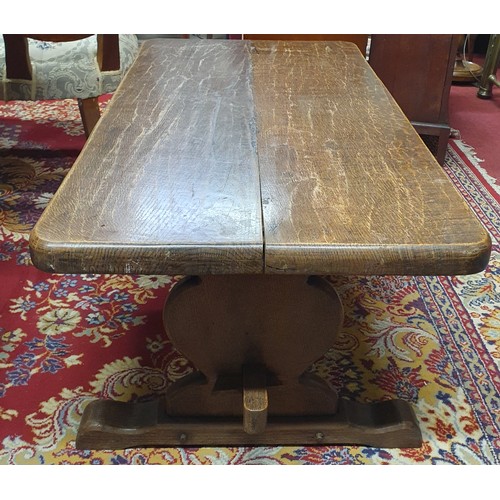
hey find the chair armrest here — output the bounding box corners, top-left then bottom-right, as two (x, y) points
(3, 35), (32, 79)
(97, 35), (120, 71)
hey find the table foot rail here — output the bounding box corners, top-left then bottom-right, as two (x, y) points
(76, 397), (422, 450)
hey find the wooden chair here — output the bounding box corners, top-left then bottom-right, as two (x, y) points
(0, 34), (139, 137)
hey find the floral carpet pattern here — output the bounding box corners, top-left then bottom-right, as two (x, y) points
(0, 97), (499, 465)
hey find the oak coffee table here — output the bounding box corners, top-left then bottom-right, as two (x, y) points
(29, 39), (491, 449)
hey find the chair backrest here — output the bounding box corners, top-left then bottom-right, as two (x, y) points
(1, 34), (135, 137)
(2, 34), (121, 80)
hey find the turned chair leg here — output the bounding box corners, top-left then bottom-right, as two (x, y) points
(78, 97), (101, 138)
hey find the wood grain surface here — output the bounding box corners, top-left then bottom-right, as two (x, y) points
(251, 41), (491, 275)
(30, 39), (491, 276)
(243, 34), (369, 55)
(30, 40), (263, 275)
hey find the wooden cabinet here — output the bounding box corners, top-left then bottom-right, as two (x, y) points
(369, 35), (459, 164)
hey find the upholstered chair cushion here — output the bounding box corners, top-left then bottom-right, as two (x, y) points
(0, 35), (139, 101)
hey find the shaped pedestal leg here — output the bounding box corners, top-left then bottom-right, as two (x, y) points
(76, 275), (422, 449)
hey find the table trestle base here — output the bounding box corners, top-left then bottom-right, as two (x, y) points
(76, 275), (422, 450)
(76, 397), (422, 449)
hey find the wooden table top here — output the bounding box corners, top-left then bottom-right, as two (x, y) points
(30, 39), (491, 276)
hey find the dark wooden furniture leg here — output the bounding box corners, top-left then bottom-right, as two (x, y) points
(76, 275), (422, 450)
(412, 121), (451, 166)
(77, 97), (100, 138)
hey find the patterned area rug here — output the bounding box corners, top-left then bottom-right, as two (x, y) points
(0, 97), (499, 465)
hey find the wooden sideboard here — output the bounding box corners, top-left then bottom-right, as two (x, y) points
(369, 35), (459, 165)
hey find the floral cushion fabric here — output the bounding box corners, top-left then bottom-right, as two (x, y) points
(0, 35), (139, 101)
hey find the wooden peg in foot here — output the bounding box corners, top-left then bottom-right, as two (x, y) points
(243, 365), (268, 434)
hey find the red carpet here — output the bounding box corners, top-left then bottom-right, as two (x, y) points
(449, 81), (500, 186)
(0, 96), (499, 464)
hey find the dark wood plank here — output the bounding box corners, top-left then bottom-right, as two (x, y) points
(251, 41), (491, 276)
(30, 40), (263, 275)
